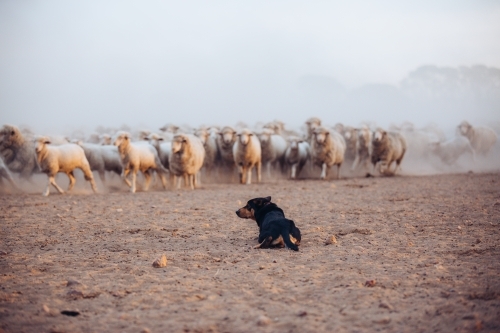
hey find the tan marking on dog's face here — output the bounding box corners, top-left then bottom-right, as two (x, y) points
(235, 205), (255, 220)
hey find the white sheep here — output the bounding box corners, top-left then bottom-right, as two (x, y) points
(77, 142), (122, 183)
(216, 126), (237, 168)
(351, 126), (372, 172)
(34, 137), (98, 196)
(311, 126), (346, 179)
(342, 126), (358, 161)
(194, 127), (219, 177)
(430, 136), (475, 165)
(147, 133), (172, 170)
(113, 131), (168, 193)
(0, 155), (17, 190)
(285, 137), (310, 179)
(258, 129), (287, 178)
(0, 124), (39, 180)
(169, 134), (205, 190)
(233, 128), (262, 184)
(305, 117), (322, 143)
(457, 121), (497, 155)
(371, 128), (407, 176)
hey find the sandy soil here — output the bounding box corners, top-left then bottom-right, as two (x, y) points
(0, 172), (499, 333)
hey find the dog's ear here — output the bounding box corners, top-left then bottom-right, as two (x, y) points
(264, 196), (271, 202)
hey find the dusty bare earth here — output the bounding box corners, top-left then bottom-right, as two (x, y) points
(1, 172), (500, 333)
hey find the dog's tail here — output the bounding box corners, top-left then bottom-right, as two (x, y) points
(282, 231), (299, 251)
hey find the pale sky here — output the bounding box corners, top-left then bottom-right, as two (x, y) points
(1, 1), (499, 134)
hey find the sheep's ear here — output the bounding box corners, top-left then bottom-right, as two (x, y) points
(249, 133), (253, 136)
(44, 140), (51, 144)
(158, 137), (164, 141)
(11, 130), (15, 135)
(182, 139), (187, 143)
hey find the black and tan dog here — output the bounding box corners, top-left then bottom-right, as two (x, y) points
(235, 196), (301, 251)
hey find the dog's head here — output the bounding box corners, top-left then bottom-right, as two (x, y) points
(235, 196), (272, 220)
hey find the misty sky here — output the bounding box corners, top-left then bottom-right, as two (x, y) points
(1, 1), (499, 134)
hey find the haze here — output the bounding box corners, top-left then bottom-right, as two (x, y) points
(1, 1), (499, 135)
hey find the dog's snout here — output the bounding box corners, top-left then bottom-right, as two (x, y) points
(235, 210), (240, 216)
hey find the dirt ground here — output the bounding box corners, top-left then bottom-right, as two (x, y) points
(1, 172), (499, 333)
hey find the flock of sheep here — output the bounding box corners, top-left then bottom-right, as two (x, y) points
(0, 118), (497, 196)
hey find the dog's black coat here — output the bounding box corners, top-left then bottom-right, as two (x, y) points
(237, 196), (301, 251)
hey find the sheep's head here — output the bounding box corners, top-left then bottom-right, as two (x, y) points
(237, 129), (254, 146)
(458, 121), (471, 136)
(219, 127), (236, 145)
(34, 136), (51, 153)
(100, 134), (112, 145)
(333, 123), (345, 135)
(0, 125), (22, 148)
(288, 137), (302, 151)
(194, 128), (209, 145)
(258, 129), (273, 145)
(171, 135), (187, 154)
(305, 118), (321, 136)
(373, 128), (387, 143)
(160, 124), (179, 133)
(113, 131), (130, 147)
(313, 127), (330, 145)
(139, 130), (151, 141)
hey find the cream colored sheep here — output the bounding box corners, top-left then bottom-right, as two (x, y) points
(169, 134), (205, 190)
(233, 129), (262, 184)
(457, 121), (497, 155)
(371, 128), (407, 176)
(311, 126), (345, 179)
(0, 124), (38, 180)
(113, 131), (168, 193)
(34, 137), (97, 196)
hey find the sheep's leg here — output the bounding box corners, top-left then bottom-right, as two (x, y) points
(196, 171), (201, 187)
(291, 164), (297, 179)
(266, 162), (271, 179)
(189, 174), (195, 190)
(183, 174), (189, 188)
(256, 162), (261, 183)
(176, 176), (182, 190)
(320, 163), (328, 179)
(238, 165), (245, 184)
(336, 164), (341, 179)
(67, 172), (76, 192)
(143, 171), (151, 191)
(246, 167), (252, 185)
(351, 155), (360, 171)
(158, 171), (168, 189)
(49, 175), (65, 195)
(81, 165), (98, 193)
(122, 168), (132, 187)
(98, 170), (106, 185)
(130, 170), (137, 193)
